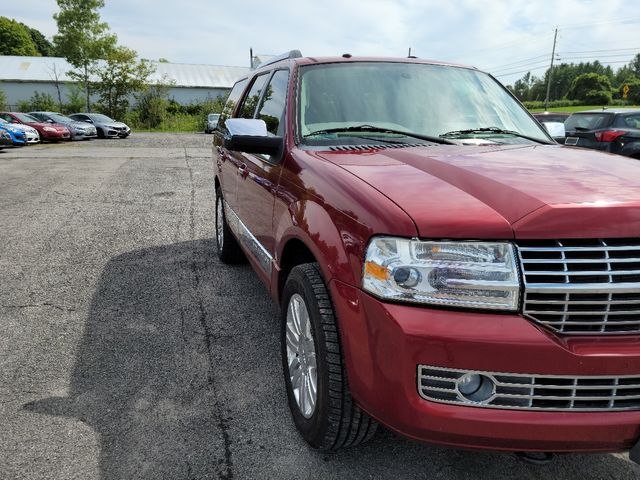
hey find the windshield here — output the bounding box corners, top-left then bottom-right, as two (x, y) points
(88, 114), (115, 122)
(564, 113), (613, 131)
(208, 114), (220, 121)
(298, 62), (550, 144)
(14, 113), (40, 123)
(49, 113), (72, 123)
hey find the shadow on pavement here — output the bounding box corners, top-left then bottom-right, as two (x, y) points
(22, 239), (640, 479)
(24, 239), (240, 479)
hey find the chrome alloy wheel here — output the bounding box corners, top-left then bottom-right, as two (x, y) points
(216, 197), (225, 250)
(286, 293), (318, 418)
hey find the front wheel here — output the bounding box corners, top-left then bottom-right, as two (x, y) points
(215, 186), (244, 263)
(281, 263), (377, 450)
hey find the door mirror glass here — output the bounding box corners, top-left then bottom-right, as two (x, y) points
(225, 118), (269, 137)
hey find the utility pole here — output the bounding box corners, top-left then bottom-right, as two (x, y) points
(544, 28), (558, 111)
(250, 47), (253, 69)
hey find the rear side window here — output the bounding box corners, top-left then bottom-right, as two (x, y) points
(218, 78), (249, 132)
(565, 113), (613, 130)
(256, 70), (289, 135)
(239, 74), (269, 119)
(617, 114), (640, 129)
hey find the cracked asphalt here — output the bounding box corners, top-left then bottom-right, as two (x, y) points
(1, 133), (639, 480)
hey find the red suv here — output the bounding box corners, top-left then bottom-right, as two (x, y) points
(213, 51), (640, 461)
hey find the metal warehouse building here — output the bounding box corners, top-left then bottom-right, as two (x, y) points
(0, 55), (250, 109)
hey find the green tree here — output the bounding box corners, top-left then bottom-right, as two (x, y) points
(53, 0), (116, 112)
(630, 53), (640, 77)
(0, 17), (38, 56)
(567, 73), (612, 103)
(91, 46), (155, 119)
(21, 23), (55, 56)
(0, 88), (7, 110)
(618, 79), (640, 104)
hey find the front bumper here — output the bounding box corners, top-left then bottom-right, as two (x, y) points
(40, 129), (70, 141)
(330, 280), (640, 452)
(72, 131), (97, 140)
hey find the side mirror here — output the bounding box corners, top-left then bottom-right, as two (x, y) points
(84, 119), (94, 124)
(223, 118), (283, 157)
(47, 119), (54, 123)
(543, 122), (565, 139)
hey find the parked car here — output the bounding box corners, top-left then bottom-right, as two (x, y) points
(561, 108), (640, 159)
(28, 111), (97, 140)
(0, 112), (70, 142)
(0, 129), (12, 148)
(0, 120), (27, 146)
(69, 113), (131, 138)
(0, 119), (40, 144)
(532, 111), (570, 124)
(205, 113), (220, 133)
(214, 51), (640, 462)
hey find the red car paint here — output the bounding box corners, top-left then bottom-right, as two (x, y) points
(214, 56), (640, 454)
(0, 112), (71, 141)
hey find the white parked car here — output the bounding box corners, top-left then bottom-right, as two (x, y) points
(10, 123), (40, 144)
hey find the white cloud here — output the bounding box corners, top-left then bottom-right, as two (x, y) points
(8, 0), (640, 85)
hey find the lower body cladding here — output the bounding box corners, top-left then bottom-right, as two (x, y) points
(329, 279), (640, 453)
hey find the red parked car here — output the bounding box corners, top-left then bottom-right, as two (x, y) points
(213, 51), (640, 463)
(0, 112), (70, 141)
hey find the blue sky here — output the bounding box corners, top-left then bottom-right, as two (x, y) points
(9, 0), (640, 85)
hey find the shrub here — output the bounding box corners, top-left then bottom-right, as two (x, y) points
(0, 87), (6, 110)
(18, 91), (57, 112)
(567, 73), (612, 102)
(136, 82), (170, 128)
(62, 84), (86, 114)
(584, 90), (612, 105)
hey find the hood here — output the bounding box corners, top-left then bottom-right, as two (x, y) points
(104, 121), (128, 128)
(316, 144), (640, 239)
(29, 122), (68, 131)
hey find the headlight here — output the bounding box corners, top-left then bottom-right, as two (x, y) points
(43, 127), (56, 132)
(363, 237), (520, 310)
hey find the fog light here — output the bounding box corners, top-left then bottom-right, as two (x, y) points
(457, 373), (494, 403)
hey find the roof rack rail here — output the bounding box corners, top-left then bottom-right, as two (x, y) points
(258, 50), (302, 68)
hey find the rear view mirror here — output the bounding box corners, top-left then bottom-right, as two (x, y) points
(226, 118), (268, 136)
(224, 118), (282, 157)
(543, 122), (565, 139)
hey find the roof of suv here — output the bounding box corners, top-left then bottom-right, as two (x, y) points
(252, 52), (476, 75)
(575, 108), (640, 115)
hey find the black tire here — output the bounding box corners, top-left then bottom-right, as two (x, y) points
(97, 128), (105, 139)
(281, 263), (377, 450)
(215, 186), (244, 263)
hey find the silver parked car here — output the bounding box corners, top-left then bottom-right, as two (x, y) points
(69, 113), (131, 139)
(205, 113), (220, 134)
(28, 111), (97, 140)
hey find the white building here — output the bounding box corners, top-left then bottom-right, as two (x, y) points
(0, 55), (250, 110)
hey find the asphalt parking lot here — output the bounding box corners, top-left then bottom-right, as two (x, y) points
(1, 133), (639, 480)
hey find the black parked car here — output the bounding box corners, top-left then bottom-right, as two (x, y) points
(562, 108), (640, 159)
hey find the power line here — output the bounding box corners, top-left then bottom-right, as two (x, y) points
(484, 53), (553, 71)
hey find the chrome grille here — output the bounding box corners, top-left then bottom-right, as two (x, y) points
(418, 365), (640, 411)
(517, 239), (640, 334)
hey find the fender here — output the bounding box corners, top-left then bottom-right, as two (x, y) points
(272, 198), (362, 300)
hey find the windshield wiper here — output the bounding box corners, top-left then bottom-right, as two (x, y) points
(304, 124), (456, 145)
(440, 127), (552, 144)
